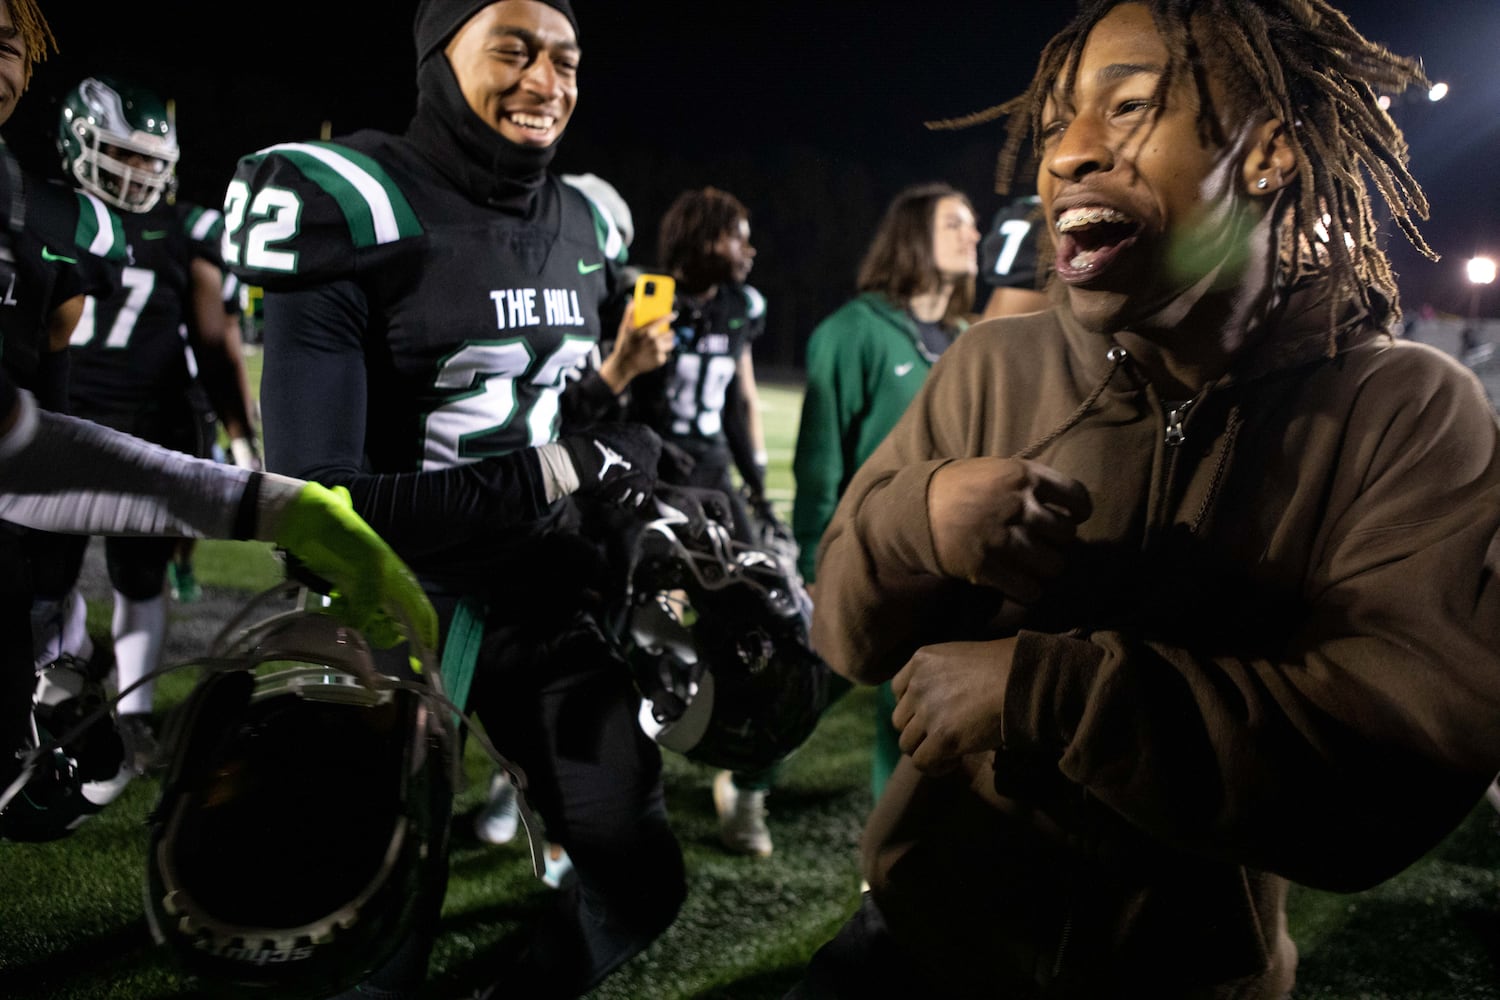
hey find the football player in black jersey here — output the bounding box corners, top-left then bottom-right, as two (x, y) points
(625, 185), (788, 856)
(39, 74), (260, 773)
(0, 0), (133, 816)
(630, 186), (770, 546)
(222, 2), (680, 997)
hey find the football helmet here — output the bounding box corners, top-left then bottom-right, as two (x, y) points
(143, 601), (459, 998)
(618, 485), (834, 773)
(58, 75), (179, 213)
(0, 653), (133, 842)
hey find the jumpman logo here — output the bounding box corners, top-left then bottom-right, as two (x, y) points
(594, 440), (632, 480)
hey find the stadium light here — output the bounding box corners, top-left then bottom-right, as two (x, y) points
(1377, 82), (1450, 111)
(1468, 256), (1497, 321)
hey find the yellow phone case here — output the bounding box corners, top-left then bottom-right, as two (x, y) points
(633, 273), (675, 328)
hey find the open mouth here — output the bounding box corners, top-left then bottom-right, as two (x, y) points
(1053, 206), (1141, 282)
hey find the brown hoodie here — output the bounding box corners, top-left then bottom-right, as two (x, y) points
(811, 276), (1500, 997)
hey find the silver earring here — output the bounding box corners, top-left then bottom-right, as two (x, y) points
(1256, 177), (1269, 190)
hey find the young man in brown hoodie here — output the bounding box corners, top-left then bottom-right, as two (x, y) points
(792, 2), (1500, 997)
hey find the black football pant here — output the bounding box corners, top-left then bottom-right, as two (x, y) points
(469, 609), (686, 997)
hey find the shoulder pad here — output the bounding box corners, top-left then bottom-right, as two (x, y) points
(221, 141), (423, 290)
(562, 174), (629, 263)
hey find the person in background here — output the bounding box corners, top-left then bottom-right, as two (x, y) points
(787, 182), (980, 850)
(38, 74), (259, 773)
(223, 2), (681, 997)
(0, 0), (129, 819)
(622, 184), (787, 856)
(792, 2), (1500, 996)
(976, 190), (1050, 320)
(628, 185), (770, 541)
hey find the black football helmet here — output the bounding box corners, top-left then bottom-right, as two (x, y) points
(618, 485), (834, 773)
(143, 600), (460, 998)
(0, 653), (134, 842)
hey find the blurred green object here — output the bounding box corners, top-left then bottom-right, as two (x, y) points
(166, 559), (201, 604)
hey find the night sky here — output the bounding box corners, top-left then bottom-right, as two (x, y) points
(17, 1), (1500, 363)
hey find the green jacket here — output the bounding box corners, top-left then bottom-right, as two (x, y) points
(791, 293), (963, 580)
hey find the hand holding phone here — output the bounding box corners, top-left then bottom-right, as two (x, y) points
(633, 273), (676, 330)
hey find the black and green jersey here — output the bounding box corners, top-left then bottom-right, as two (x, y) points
(69, 201), (223, 416)
(629, 282), (765, 445)
(980, 193), (1043, 291)
(222, 132), (630, 586)
(0, 173), (126, 389)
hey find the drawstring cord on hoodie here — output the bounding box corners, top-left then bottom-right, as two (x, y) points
(1190, 404), (1242, 534)
(1011, 343), (1242, 535)
(1015, 346), (1129, 461)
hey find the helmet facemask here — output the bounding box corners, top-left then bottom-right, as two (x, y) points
(59, 76), (179, 213)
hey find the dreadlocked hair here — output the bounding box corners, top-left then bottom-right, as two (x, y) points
(928, 0), (1436, 338)
(10, 0), (57, 87)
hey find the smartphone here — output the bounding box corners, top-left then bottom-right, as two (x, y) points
(633, 273), (676, 329)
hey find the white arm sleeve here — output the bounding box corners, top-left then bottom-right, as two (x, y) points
(0, 388), (300, 538)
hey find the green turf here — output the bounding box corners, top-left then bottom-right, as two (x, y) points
(4, 380), (1497, 998)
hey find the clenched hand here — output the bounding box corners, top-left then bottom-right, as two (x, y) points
(929, 457), (1090, 603)
(892, 638), (1016, 773)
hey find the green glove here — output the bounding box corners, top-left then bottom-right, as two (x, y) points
(273, 483), (439, 653)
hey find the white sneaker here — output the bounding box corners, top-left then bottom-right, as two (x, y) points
(474, 771), (519, 845)
(713, 769), (772, 857)
(542, 843), (574, 890)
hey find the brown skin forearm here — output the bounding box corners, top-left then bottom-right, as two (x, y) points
(187, 258), (253, 439)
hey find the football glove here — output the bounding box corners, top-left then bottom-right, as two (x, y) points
(271, 483), (438, 652)
(560, 423), (662, 510)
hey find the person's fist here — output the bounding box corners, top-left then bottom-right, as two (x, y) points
(560, 422), (662, 509)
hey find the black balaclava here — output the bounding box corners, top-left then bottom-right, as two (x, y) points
(406, 0), (579, 213)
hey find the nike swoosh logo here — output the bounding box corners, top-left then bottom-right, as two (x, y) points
(577, 260), (604, 275)
(40, 246), (77, 263)
(141, 230), (168, 240)
(894, 362), (915, 376)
